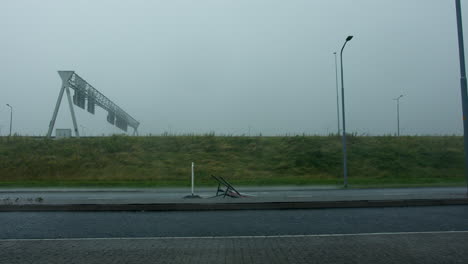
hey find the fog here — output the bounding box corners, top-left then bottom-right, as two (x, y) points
(1, 0), (467, 136)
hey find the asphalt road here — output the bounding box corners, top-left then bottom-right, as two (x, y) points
(1, 206), (467, 263)
(0, 206), (467, 239)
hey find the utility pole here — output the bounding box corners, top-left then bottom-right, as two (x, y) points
(393, 95), (403, 136)
(6, 104), (12, 136)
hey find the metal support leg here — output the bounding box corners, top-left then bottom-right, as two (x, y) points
(46, 84), (66, 138)
(65, 87), (80, 138)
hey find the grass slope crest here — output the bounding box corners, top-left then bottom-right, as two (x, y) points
(0, 135), (464, 187)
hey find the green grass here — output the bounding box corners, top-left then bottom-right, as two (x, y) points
(0, 135), (465, 187)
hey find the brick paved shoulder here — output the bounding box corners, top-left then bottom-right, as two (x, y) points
(1, 233), (467, 264)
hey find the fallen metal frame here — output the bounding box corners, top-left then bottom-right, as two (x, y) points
(211, 175), (244, 198)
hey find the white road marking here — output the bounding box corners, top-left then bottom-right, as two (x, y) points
(1, 230), (467, 242)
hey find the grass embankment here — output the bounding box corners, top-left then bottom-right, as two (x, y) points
(0, 135), (465, 187)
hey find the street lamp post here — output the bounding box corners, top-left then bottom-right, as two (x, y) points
(340, 35), (353, 188)
(6, 104), (12, 137)
(455, 0), (468, 195)
(334, 52), (340, 135)
(393, 95), (403, 136)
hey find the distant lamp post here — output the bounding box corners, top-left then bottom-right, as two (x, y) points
(334, 52), (340, 135)
(393, 95), (404, 136)
(80, 125), (87, 137)
(6, 104), (12, 136)
(340, 35), (353, 188)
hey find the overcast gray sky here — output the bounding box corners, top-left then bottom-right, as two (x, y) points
(1, 0), (467, 136)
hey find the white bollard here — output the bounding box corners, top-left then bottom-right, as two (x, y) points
(191, 162), (194, 196)
(184, 162), (200, 198)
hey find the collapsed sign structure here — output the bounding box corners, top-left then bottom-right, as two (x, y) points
(46, 71), (140, 137)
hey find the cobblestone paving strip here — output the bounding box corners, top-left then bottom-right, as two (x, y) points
(1, 232), (467, 264)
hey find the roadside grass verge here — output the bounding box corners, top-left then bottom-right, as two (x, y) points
(0, 135), (465, 188)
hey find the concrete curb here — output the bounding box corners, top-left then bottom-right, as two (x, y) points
(1, 198), (467, 212)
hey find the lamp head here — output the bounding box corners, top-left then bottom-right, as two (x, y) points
(346, 36), (353, 41)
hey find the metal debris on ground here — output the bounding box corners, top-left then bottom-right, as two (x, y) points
(211, 175), (250, 198)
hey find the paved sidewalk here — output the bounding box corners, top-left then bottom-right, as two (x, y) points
(2, 232), (468, 264)
(0, 186), (466, 211)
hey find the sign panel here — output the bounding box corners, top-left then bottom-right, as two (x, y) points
(116, 116), (128, 132)
(87, 97), (95, 114)
(107, 111), (115, 125)
(73, 90), (85, 109)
